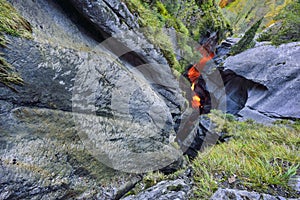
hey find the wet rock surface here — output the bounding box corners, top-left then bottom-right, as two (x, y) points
(89, 0), (185, 120)
(62, 0), (186, 127)
(0, 36), (78, 111)
(0, 36), (181, 197)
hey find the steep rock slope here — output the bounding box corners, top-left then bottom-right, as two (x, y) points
(0, 0), (189, 199)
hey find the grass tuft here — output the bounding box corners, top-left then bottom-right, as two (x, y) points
(0, 55), (24, 91)
(192, 110), (300, 199)
(0, 0), (32, 90)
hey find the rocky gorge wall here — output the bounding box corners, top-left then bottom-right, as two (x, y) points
(0, 0), (227, 198)
(0, 0), (299, 199)
(0, 0), (187, 199)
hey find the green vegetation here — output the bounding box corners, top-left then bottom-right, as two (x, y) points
(124, 111), (299, 199)
(195, 0), (232, 41)
(124, 0), (182, 71)
(192, 110), (300, 199)
(217, 0), (293, 34)
(124, 165), (192, 197)
(0, 0), (32, 91)
(230, 18), (263, 55)
(258, 1), (300, 45)
(124, 0), (231, 72)
(0, 56), (24, 91)
(124, 170), (167, 196)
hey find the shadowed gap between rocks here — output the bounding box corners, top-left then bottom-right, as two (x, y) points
(219, 68), (268, 115)
(179, 65), (269, 159)
(53, 0), (148, 68)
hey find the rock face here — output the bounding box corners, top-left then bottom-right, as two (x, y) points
(0, 0), (188, 199)
(214, 37), (239, 65)
(211, 188), (297, 200)
(62, 0), (186, 128)
(67, 0), (139, 34)
(2, 0), (298, 199)
(180, 115), (223, 159)
(220, 42), (300, 122)
(122, 179), (191, 200)
(0, 106), (142, 200)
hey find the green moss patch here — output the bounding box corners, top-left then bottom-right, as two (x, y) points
(0, 0), (32, 90)
(192, 110), (300, 199)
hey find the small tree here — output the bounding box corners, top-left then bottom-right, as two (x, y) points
(230, 18), (263, 56)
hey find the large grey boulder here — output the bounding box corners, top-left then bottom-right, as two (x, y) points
(0, 36), (180, 199)
(1, 34), (181, 169)
(0, 106), (142, 200)
(64, 0), (185, 121)
(7, 0), (185, 120)
(220, 42), (300, 122)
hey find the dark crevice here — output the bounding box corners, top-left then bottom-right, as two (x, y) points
(218, 68), (268, 115)
(53, 0), (147, 68)
(52, 0), (108, 43)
